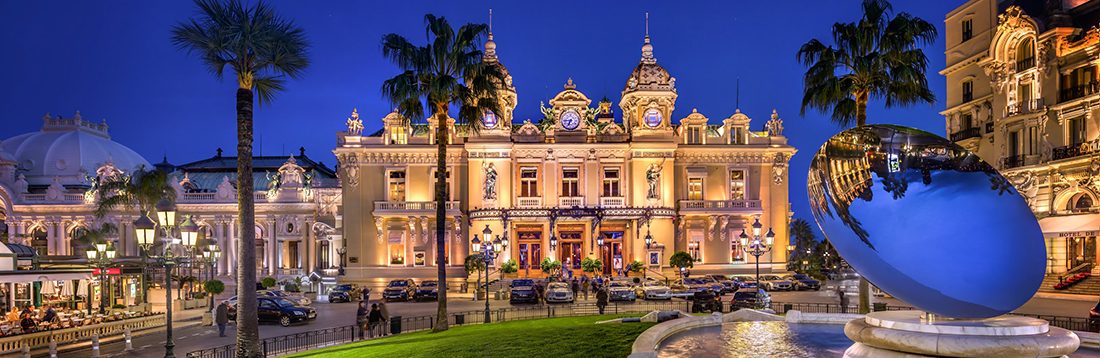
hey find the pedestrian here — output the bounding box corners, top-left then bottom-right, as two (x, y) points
(361, 286), (371, 302)
(571, 278), (580, 299)
(378, 300), (390, 336)
(368, 303), (383, 338)
(836, 286), (849, 314)
(595, 287), (609, 315)
(356, 301), (369, 339)
(581, 277), (590, 300)
(215, 301), (229, 337)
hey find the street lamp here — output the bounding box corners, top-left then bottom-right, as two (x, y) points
(336, 246), (347, 276)
(137, 198), (192, 358)
(86, 243), (116, 314)
(473, 226), (501, 324)
(740, 217), (774, 290)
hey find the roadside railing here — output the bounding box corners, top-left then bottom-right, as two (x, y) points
(186, 300), (689, 358)
(1, 313), (165, 355)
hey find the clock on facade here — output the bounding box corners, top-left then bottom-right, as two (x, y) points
(561, 110), (580, 130)
(644, 109), (662, 128)
(482, 110), (498, 129)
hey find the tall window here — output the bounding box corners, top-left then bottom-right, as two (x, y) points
(319, 241), (330, 268)
(729, 170), (746, 200)
(1009, 131), (1020, 158)
(389, 126), (407, 144)
(686, 126), (703, 144)
(602, 168), (621, 197)
(520, 167), (539, 197)
(561, 168), (580, 197)
(388, 171), (406, 201)
(687, 177), (704, 201)
(730, 239), (744, 262)
(1025, 126), (1038, 155)
(962, 18), (973, 42)
(1070, 117), (1087, 145)
(962, 80), (973, 103)
(729, 127), (745, 145)
(961, 113), (973, 129)
(1061, 66), (1098, 101)
(1016, 38), (1035, 70)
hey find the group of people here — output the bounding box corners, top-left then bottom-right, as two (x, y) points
(2, 304), (114, 335)
(352, 287), (391, 339)
(562, 275), (611, 314)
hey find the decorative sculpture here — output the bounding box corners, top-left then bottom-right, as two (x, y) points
(483, 162), (498, 200)
(646, 162), (663, 199)
(346, 108), (363, 136)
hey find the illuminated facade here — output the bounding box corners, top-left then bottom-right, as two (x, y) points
(335, 31), (796, 285)
(944, 0), (1100, 275)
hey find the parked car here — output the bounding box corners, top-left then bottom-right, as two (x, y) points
(635, 280), (672, 300)
(787, 274), (821, 291)
(696, 276), (728, 294)
(415, 280), (440, 301)
(705, 274), (738, 293)
(731, 275), (758, 289)
(259, 290), (312, 306)
(327, 284), (359, 303)
(730, 288), (771, 310)
(382, 279), (417, 301)
(544, 282), (575, 303)
(510, 279), (540, 304)
(258, 297), (316, 327)
(608, 281), (637, 302)
(759, 275), (794, 291)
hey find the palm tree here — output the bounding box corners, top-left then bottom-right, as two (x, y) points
(171, 1), (308, 355)
(380, 14), (506, 332)
(787, 219), (817, 272)
(798, 0), (936, 314)
(797, 0), (937, 127)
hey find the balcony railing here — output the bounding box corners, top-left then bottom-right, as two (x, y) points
(679, 199), (762, 212)
(20, 193), (85, 203)
(373, 201), (461, 212)
(1001, 154), (1027, 169)
(516, 197), (542, 208)
(599, 197), (625, 208)
(1005, 99), (1045, 117)
(558, 197), (584, 207)
(1016, 57), (1035, 71)
(949, 127), (981, 142)
(1052, 139), (1100, 161)
(1060, 82), (1100, 103)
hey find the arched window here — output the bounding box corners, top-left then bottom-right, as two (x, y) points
(1072, 193), (1094, 212)
(1016, 38), (1035, 70)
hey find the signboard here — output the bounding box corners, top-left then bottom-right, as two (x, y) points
(92, 268), (121, 275)
(1057, 231), (1100, 238)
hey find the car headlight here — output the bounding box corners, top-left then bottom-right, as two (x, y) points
(293, 311), (305, 316)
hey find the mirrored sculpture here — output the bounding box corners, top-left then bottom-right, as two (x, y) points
(807, 125), (1045, 319)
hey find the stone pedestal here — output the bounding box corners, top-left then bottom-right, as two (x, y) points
(844, 311), (1080, 358)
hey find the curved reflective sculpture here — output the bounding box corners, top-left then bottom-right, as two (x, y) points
(807, 125), (1045, 319)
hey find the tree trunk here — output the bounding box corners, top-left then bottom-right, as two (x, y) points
(433, 111), (450, 332)
(858, 277), (871, 314)
(235, 87), (262, 358)
(855, 91), (869, 127)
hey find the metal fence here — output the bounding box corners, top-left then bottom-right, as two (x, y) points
(767, 301), (1095, 333)
(186, 300), (690, 358)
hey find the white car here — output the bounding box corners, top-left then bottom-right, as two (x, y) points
(759, 275), (794, 291)
(608, 281), (637, 301)
(636, 281), (672, 300)
(544, 282), (575, 303)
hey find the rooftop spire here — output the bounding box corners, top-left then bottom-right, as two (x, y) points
(645, 12), (649, 38)
(641, 12), (655, 63)
(483, 8), (498, 62)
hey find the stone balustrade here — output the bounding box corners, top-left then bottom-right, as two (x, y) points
(0, 314), (164, 355)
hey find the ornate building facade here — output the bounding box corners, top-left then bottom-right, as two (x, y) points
(943, 0), (1100, 275)
(335, 31), (796, 286)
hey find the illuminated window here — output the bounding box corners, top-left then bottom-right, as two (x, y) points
(1072, 193), (1094, 212)
(1016, 38), (1034, 70)
(729, 170), (745, 200)
(644, 109), (662, 128)
(520, 167), (539, 197)
(389, 126), (407, 145)
(1070, 117), (1087, 146)
(687, 177), (704, 200)
(561, 168), (580, 197)
(602, 168), (621, 197)
(388, 171), (406, 202)
(731, 239), (744, 262)
(686, 126), (703, 144)
(729, 126), (745, 145)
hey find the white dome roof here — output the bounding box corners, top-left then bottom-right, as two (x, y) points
(3, 113), (150, 186)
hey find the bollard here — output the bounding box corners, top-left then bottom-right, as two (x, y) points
(49, 338), (57, 358)
(91, 334), (100, 358)
(125, 326), (133, 350)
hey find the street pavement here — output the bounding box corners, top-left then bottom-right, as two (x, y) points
(58, 283), (1100, 357)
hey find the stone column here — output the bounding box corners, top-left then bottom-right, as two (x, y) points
(268, 219), (278, 276)
(227, 219), (237, 276)
(46, 221), (56, 255)
(406, 217), (416, 267)
(302, 221), (311, 271)
(216, 221), (228, 276)
(59, 221), (69, 255)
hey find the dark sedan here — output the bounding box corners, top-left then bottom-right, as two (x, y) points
(328, 284), (358, 303)
(415, 280), (440, 301)
(730, 288), (770, 310)
(788, 274), (821, 291)
(230, 297), (316, 327)
(382, 279), (417, 301)
(509, 279), (540, 304)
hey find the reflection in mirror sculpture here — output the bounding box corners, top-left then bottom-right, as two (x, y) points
(807, 125), (1045, 319)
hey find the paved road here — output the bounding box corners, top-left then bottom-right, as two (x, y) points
(60, 284), (1099, 357)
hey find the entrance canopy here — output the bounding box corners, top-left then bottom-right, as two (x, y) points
(0, 269), (92, 283)
(1039, 214), (1100, 238)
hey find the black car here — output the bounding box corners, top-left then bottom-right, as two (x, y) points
(328, 284), (358, 303)
(789, 274), (821, 291)
(382, 279), (417, 301)
(705, 275), (738, 294)
(509, 279), (540, 304)
(731, 288), (771, 310)
(229, 297), (316, 327)
(415, 280), (440, 301)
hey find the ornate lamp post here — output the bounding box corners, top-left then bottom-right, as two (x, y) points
(337, 246), (347, 276)
(134, 215), (157, 307)
(134, 198), (197, 358)
(472, 225), (501, 324)
(86, 242), (116, 314)
(200, 241), (221, 308)
(740, 217), (775, 290)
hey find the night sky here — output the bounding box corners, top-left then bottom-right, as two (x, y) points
(0, 1), (960, 232)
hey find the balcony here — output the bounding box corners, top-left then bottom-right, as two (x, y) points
(373, 201), (461, 215)
(20, 193), (85, 203)
(679, 199), (763, 214)
(1052, 139), (1100, 161)
(600, 197), (625, 208)
(949, 127), (981, 142)
(1005, 99), (1045, 117)
(1060, 82), (1100, 103)
(1016, 57), (1035, 72)
(1001, 154), (1026, 169)
(558, 197), (584, 208)
(516, 197), (542, 208)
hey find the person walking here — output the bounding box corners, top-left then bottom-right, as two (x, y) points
(356, 301), (370, 339)
(215, 301), (229, 337)
(361, 286), (371, 302)
(595, 287), (609, 315)
(571, 278), (580, 300)
(378, 300), (390, 336)
(836, 286), (849, 314)
(581, 276), (590, 300)
(367, 303), (383, 338)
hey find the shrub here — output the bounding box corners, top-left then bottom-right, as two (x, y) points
(500, 259), (518, 278)
(669, 251), (694, 272)
(261, 277), (277, 289)
(204, 279), (225, 295)
(581, 257), (602, 275)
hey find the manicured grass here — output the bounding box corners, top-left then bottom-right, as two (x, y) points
(287, 315), (655, 358)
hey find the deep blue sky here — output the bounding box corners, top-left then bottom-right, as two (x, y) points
(0, 1), (959, 230)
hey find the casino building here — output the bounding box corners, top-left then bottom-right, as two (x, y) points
(943, 0), (1100, 282)
(335, 30), (797, 286)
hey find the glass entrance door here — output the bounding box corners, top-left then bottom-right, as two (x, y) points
(1069, 237), (1097, 270)
(518, 243), (542, 277)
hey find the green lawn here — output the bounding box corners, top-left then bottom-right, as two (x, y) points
(287, 315), (655, 358)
